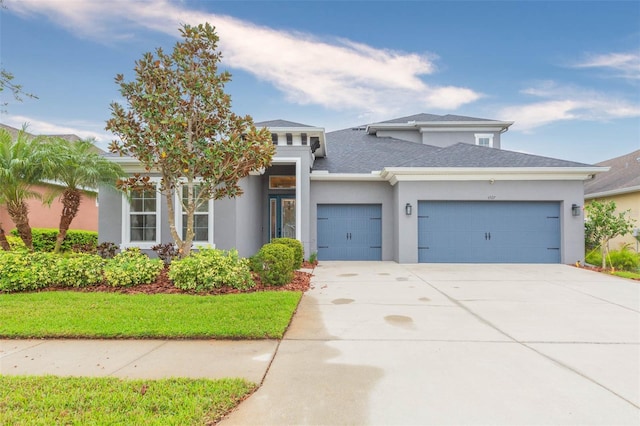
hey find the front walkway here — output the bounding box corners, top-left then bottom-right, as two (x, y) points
(220, 262), (640, 425)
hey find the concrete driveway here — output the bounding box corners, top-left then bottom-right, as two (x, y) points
(221, 262), (640, 426)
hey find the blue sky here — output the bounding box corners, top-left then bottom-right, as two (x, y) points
(1, 0), (639, 164)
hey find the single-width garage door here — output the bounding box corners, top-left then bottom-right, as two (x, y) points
(317, 204), (382, 260)
(418, 201), (560, 263)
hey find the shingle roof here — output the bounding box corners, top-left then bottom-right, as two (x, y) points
(255, 119), (315, 128)
(378, 113), (495, 124)
(313, 127), (593, 173)
(584, 149), (640, 195)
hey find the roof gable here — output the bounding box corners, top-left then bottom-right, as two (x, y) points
(255, 119), (315, 128)
(585, 149), (640, 196)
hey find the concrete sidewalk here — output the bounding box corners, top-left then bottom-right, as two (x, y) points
(1, 339), (278, 384)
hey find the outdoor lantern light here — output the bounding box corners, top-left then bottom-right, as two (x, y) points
(405, 203), (412, 216)
(572, 204), (581, 217)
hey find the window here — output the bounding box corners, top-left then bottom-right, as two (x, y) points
(122, 182), (161, 249)
(271, 133), (278, 145)
(301, 133), (307, 145)
(175, 183), (214, 245)
(475, 133), (494, 148)
(286, 133), (293, 145)
(269, 175), (296, 189)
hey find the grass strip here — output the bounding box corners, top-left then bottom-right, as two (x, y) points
(0, 291), (302, 339)
(0, 375), (255, 425)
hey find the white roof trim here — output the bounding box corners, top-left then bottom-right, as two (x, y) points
(367, 120), (514, 134)
(585, 185), (640, 199)
(380, 167), (608, 185)
(310, 172), (385, 182)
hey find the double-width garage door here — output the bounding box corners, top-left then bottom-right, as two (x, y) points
(317, 204), (382, 260)
(418, 201), (561, 263)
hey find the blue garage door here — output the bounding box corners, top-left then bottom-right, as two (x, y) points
(418, 201), (560, 263)
(317, 204), (382, 260)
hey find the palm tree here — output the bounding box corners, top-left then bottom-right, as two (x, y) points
(41, 137), (124, 253)
(0, 127), (47, 250)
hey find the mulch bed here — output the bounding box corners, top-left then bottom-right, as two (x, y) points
(573, 263), (640, 281)
(41, 261), (317, 295)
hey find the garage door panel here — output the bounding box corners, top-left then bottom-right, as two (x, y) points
(317, 204), (382, 261)
(418, 201), (560, 263)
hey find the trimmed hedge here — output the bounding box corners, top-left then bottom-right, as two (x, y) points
(169, 248), (254, 291)
(253, 243), (294, 286)
(103, 248), (163, 287)
(10, 228), (97, 252)
(271, 238), (303, 270)
(0, 251), (57, 292)
(51, 254), (105, 287)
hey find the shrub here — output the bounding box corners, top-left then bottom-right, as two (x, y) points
(0, 252), (57, 292)
(271, 238), (303, 270)
(97, 242), (118, 259)
(152, 243), (179, 265)
(10, 228), (98, 252)
(169, 248), (254, 291)
(253, 243), (294, 286)
(6, 235), (27, 251)
(51, 253), (105, 287)
(586, 247), (640, 271)
(103, 248), (163, 287)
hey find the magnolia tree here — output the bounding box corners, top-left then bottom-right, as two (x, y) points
(106, 23), (274, 258)
(585, 200), (635, 269)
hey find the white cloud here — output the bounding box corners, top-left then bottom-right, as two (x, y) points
(573, 51), (640, 81)
(5, 0), (480, 115)
(3, 115), (114, 148)
(498, 81), (640, 132)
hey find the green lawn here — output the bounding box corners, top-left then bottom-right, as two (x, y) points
(0, 291), (302, 339)
(0, 375), (255, 425)
(612, 270), (640, 280)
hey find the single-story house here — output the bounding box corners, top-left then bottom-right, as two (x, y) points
(99, 113), (607, 263)
(0, 124), (100, 233)
(584, 149), (640, 252)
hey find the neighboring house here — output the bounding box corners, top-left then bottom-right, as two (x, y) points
(0, 124), (100, 232)
(99, 113), (607, 264)
(584, 149), (640, 252)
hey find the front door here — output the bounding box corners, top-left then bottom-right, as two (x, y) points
(270, 195), (296, 240)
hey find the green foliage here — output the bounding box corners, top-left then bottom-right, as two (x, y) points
(103, 248), (163, 287)
(308, 251), (318, 265)
(6, 235), (26, 251)
(271, 237), (303, 269)
(586, 247), (640, 271)
(169, 248), (254, 291)
(585, 200), (636, 269)
(10, 228), (97, 252)
(0, 251), (56, 292)
(106, 23), (274, 257)
(254, 243), (294, 286)
(51, 253), (105, 287)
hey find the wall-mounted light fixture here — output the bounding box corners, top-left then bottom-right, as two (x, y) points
(571, 204), (581, 217)
(405, 203), (412, 216)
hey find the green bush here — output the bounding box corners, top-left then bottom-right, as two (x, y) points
(51, 253), (105, 287)
(586, 248), (640, 271)
(271, 238), (303, 269)
(103, 248), (163, 287)
(0, 252), (57, 292)
(169, 248), (254, 291)
(253, 243), (294, 286)
(9, 228), (98, 252)
(6, 235), (27, 251)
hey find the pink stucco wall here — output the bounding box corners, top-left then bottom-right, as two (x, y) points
(0, 183), (98, 232)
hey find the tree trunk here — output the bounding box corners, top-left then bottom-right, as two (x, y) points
(7, 201), (33, 251)
(0, 223), (11, 251)
(54, 188), (81, 253)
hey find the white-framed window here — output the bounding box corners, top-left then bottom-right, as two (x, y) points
(174, 183), (214, 246)
(475, 133), (494, 148)
(121, 179), (161, 249)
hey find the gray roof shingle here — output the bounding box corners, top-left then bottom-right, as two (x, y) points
(255, 119), (315, 128)
(584, 149), (640, 195)
(378, 113), (496, 124)
(313, 127), (593, 173)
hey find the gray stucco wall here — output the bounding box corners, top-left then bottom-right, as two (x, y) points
(310, 180), (395, 260)
(375, 129), (501, 148)
(393, 180), (585, 263)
